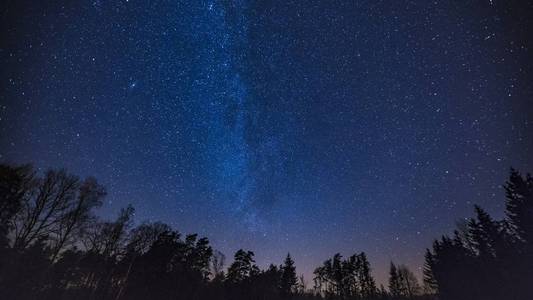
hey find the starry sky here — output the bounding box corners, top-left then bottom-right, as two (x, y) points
(1, 0), (532, 284)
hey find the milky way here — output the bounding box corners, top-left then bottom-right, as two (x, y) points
(185, 0), (295, 232)
(188, 0), (259, 229)
(1, 0), (532, 283)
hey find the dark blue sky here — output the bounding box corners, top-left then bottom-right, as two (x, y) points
(1, 0), (532, 283)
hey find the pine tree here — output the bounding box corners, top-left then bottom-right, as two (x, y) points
(468, 205), (504, 259)
(503, 169), (533, 300)
(504, 169), (533, 245)
(280, 253), (297, 297)
(388, 262), (401, 299)
(423, 249), (437, 295)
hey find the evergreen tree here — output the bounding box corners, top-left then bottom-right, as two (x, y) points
(280, 253), (298, 297)
(388, 262), (401, 299)
(504, 169), (533, 244)
(422, 249), (437, 295)
(425, 169), (533, 300)
(503, 169), (533, 299)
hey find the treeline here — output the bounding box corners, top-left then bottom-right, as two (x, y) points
(423, 169), (533, 300)
(0, 163), (531, 300)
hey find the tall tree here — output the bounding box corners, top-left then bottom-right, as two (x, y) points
(13, 169), (80, 250)
(505, 169), (533, 245)
(503, 169), (533, 300)
(357, 252), (377, 299)
(388, 262), (401, 299)
(280, 253), (297, 297)
(425, 169), (533, 300)
(50, 176), (105, 260)
(422, 249), (437, 295)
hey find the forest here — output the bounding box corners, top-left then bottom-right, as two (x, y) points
(0, 163), (532, 300)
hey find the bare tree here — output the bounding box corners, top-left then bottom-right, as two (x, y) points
(126, 221), (172, 255)
(50, 177), (105, 260)
(7, 167), (104, 259)
(84, 205), (135, 258)
(13, 169), (80, 250)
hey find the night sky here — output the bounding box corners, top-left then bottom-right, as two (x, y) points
(1, 0), (532, 284)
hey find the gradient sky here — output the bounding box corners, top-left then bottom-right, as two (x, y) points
(1, 0), (532, 284)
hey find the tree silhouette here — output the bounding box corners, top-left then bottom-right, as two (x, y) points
(504, 168), (533, 296)
(313, 252), (377, 299)
(388, 262), (401, 299)
(505, 169), (533, 243)
(11, 169), (78, 250)
(227, 249), (259, 284)
(357, 252), (377, 299)
(50, 176), (105, 261)
(422, 249), (437, 295)
(1, 162), (532, 300)
(280, 253), (298, 297)
(425, 169), (533, 300)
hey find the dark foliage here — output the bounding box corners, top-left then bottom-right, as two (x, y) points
(280, 253), (298, 297)
(313, 252), (377, 299)
(0, 163), (531, 300)
(424, 169), (533, 300)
